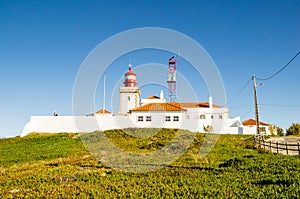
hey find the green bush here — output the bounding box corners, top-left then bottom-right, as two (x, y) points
(268, 124), (284, 136)
(277, 127), (284, 136)
(286, 123), (300, 136)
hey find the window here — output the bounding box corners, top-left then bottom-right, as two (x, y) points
(165, 116), (171, 122)
(259, 127), (266, 132)
(173, 116), (179, 122)
(137, 116), (143, 122)
(200, 115), (205, 119)
(146, 116), (152, 122)
(128, 96), (130, 101)
(219, 115), (223, 119)
(211, 115), (214, 119)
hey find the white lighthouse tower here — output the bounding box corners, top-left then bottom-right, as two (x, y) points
(119, 64), (140, 114)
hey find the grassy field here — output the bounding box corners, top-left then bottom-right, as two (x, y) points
(0, 129), (299, 198)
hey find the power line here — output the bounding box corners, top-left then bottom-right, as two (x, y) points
(224, 78), (252, 106)
(260, 104), (300, 107)
(224, 51), (299, 107)
(240, 108), (254, 118)
(229, 105), (253, 109)
(257, 51), (300, 81)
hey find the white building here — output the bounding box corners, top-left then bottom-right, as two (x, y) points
(141, 91), (166, 106)
(21, 65), (262, 137)
(241, 119), (271, 135)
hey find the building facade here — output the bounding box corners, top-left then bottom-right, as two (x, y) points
(21, 65), (265, 137)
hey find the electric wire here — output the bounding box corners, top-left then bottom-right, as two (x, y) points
(224, 78), (252, 106)
(229, 105), (253, 109)
(222, 51), (299, 110)
(260, 104), (300, 107)
(256, 51), (300, 81)
(240, 108), (254, 118)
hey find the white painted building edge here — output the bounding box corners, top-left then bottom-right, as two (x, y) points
(20, 109), (269, 137)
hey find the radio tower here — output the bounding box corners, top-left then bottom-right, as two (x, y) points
(167, 56), (177, 102)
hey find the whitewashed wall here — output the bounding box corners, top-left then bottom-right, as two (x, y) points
(239, 125), (271, 135)
(21, 116), (102, 137)
(21, 110), (259, 136)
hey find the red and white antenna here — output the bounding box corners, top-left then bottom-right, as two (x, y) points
(167, 55), (177, 102)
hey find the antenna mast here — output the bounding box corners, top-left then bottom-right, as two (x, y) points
(167, 56), (177, 102)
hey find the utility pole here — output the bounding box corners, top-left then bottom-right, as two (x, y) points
(252, 74), (260, 135)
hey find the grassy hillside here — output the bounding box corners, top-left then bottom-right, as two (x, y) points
(0, 129), (299, 198)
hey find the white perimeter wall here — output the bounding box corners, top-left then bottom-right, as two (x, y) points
(21, 109), (261, 136)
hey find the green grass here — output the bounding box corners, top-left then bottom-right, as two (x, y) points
(104, 128), (178, 152)
(0, 129), (299, 198)
(0, 133), (85, 166)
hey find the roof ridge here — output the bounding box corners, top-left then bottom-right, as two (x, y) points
(95, 109), (111, 114)
(164, 102), (183, 108)
(242, 118), (269, 126)
(130, 102), (185, 112)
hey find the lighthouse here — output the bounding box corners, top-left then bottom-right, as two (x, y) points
(119, 64), (140, 114)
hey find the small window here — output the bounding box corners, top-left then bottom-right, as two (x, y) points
(173, 116), (179, 122)
(146, 116), (151, 122)
(260, 127), (266, 132)
(128, 96), (130, 101)
(200, 115), (205, 119)
(219, 115), (222, 119)
(137, 116), (143, 122)
(211, 115), (214, 119)
(165, 116), (171, 122)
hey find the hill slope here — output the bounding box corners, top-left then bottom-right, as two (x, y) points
(0, 129), (299, 198)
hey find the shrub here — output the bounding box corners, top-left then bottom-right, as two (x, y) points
(277, 127), (284, 136)
(268, 125), (284, 136)
(286, 123), (300, 136)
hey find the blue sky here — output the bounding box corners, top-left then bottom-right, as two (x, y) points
(0, 0), (299, 137)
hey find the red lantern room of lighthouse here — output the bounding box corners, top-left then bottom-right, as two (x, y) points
(119, 64), (140, 114)
(123, 64), (137, 87)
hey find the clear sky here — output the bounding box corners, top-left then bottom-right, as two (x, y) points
(0, 0), (299, 137)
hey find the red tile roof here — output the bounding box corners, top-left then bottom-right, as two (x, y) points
(130, 101), (222, 112)
(169, 102), (222, 108)
(242, 119), (269, 126)
(147, 95), (160, 99)
(95, 109), (111, 114)
(130, 103), (186, 112)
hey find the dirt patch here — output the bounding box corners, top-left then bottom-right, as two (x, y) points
(265, 137), (300, 155)
(266, 137), (300, 143)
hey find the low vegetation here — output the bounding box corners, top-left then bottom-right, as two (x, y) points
(286, 123), (300, 136)
(0, 129), (299, 198)
(268, 124), (284, 136)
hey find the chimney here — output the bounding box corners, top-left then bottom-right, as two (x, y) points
(209, 96), (213, 109)
(160, 90), (164, 100)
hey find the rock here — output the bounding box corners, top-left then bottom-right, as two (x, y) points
(10, 189), (20, 193)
